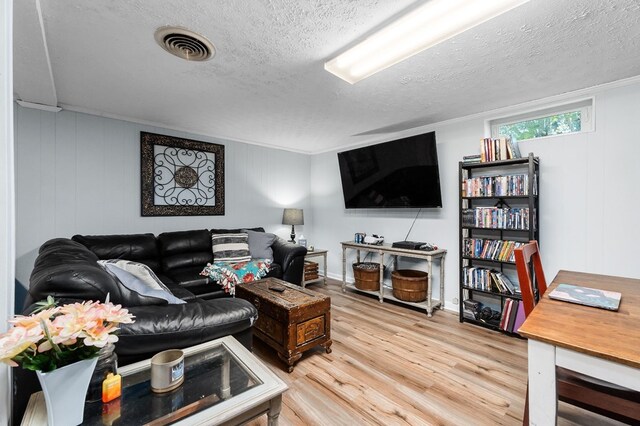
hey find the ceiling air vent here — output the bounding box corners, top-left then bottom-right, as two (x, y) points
(154, 26), (215, 61)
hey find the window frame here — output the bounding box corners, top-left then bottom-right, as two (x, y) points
(489, 98), (595, 141)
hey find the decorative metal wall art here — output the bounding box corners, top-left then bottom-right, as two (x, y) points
(141, 132), (225, 216)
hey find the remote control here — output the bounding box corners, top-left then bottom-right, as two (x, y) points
(269, 286), (286, 292)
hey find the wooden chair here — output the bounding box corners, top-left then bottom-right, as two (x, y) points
(515, 241), (640, 425)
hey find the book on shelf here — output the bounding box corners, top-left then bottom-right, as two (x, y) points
(506, 299), (519, 331)
(479, 137), (521, 162)
(499, 299), (512, 330)
(512, 301), (526, 333)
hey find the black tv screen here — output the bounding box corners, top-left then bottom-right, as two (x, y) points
(337, 132), (442, 209)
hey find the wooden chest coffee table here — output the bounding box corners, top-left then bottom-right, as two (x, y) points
(235, 277), (332, 372)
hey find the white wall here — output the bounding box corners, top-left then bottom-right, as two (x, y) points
(14, 79), (640, 314)
(14, 108), (312, 290)
(1, 0), (14, 423)
(310, 81), (640, 310)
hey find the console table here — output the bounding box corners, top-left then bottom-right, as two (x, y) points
(341, 241), (446, 317)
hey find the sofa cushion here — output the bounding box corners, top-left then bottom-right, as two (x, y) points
(167, 266), (212, 288)
(158, 229), (213, 273)
(211, 233), (251, 263)
(243, 229), (277, 261)
(72, 233), (161, 272)
(99, 260), (185, 305)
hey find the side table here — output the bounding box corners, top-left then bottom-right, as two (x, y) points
(302, 249), (327, 288)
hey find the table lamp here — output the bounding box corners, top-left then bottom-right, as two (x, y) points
(282, 208), (304, 243)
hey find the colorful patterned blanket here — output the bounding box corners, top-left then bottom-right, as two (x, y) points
(200, 259), (271, 295)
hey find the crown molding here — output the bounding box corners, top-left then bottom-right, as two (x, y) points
(57, 103), (313, 155)
(15, 99), (61, 112)
(313, 74), (640, 155)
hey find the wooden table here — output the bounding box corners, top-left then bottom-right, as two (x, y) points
(21, 336), (287, 426)
(341, 241), (446, 317)
(518, 270), (640, 425)
(302, 249), (327, 287)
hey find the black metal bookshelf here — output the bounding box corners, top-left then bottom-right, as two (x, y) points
(458, 153), (539, 335)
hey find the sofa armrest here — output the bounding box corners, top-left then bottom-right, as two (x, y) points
(272, 238), (307, 285)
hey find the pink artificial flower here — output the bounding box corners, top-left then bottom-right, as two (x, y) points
(0, 326), (41, 366)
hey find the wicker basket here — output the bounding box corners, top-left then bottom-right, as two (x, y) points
(352, 262), (381, 291)
(392, 269), (428, 302)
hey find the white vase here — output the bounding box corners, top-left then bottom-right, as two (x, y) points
(36, 357), (98, 426)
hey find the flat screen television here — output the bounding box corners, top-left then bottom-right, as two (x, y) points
(337, 132), (442, 209)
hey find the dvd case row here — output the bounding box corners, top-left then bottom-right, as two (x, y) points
(462, 238), (524, 263)
(461, 174), (535, 197)
(461, 207), (532, 230)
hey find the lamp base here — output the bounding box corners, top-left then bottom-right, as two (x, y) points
(289, 225), (296, 244)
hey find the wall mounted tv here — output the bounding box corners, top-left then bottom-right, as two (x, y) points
(337, 131), (442, 209)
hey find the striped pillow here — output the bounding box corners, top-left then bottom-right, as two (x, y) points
(211, 233), (251, 263)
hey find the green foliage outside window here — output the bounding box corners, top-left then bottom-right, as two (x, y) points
(499, 111), (581, 141)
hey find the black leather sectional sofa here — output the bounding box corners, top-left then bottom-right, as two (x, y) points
(24, 227), (307, 362)
(14, 227), (306, 422)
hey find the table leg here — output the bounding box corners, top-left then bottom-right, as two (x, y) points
(426, 259), (433, 317)
(379, 252), (384, 303)
(267, 394), (283, 426)
(356, 249), (361, 264)
(528, 340), (557, 426)
(342, 246), (346, 293)
(323, 252), (327, 285)
(439, 254), (445, 311)
(220, 350), (231, 399)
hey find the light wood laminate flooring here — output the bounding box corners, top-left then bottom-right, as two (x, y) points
(248, 279), (624, 426)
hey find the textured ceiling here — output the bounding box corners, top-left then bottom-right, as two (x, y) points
(13, 0), (640, 153)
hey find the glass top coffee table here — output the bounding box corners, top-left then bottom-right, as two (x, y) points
(21, 336), (288, 426)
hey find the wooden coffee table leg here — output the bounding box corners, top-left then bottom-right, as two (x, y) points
(278, 352), (302, 373)
(323, 340), (333, 354)
(268, 394), (282, 426)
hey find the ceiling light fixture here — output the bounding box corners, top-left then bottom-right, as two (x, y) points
(325, 0), (530, 84)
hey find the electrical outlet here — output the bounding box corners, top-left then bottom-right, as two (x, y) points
(452, 297), (459, 305)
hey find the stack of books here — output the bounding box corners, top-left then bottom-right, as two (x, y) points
(304, 261), (319, 281)
(480, 137), (521, 162)
(499, 298), (526, 333)
(462, 154), (481, 164)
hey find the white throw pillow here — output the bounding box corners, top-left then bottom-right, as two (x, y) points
(99, 259), (185, 305)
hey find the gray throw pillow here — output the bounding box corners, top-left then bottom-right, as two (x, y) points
(99, 260), (185, 305)
(243, 229), (277, 261)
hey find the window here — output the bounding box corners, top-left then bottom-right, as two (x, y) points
(490, 99), (593, 142)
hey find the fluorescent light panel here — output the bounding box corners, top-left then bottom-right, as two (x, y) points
(325, 0), (530, 84)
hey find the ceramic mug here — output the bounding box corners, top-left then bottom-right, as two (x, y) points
(150, 349), (185, 393)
